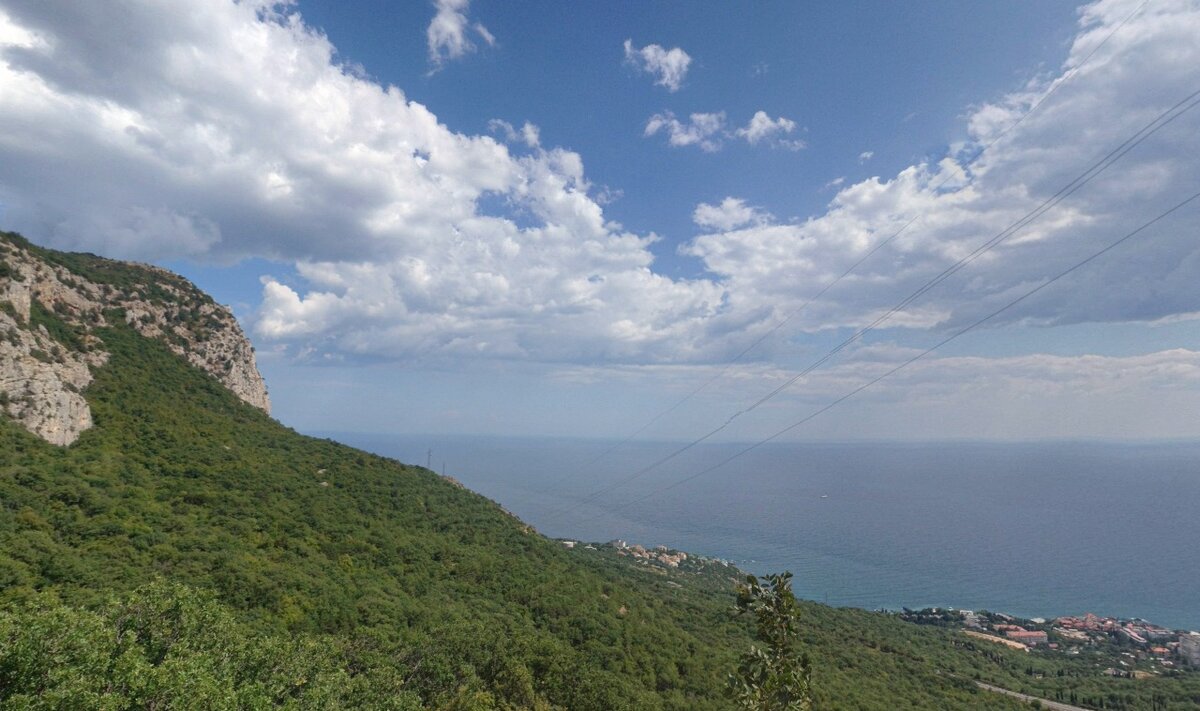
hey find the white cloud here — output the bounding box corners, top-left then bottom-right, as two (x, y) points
(735, 110), (804, 150)
(0, 0), (724, 364)
(556, 345), (1200, 440)
(683, 0), (1200, 335)
(488, 119), (540, 148)
(646, 109), (805, 151)
(796, 346), (1200, 440)
(473, 21), (495, 48)
(644, 111), (726, 152)
(623, 39), (691, 92)
(858, 151), (874, 163)
(0, 0), (1198, 377)
(693, 198), (771, 231)
(521, 122), (540, 148)
(426, 0), (493, 70)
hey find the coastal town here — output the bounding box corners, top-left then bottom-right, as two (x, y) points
(562, 536), (1200, 685)
(558, 538), (746, 588)
(900, 607), (1200, 677)
(560, 538), (734, 571)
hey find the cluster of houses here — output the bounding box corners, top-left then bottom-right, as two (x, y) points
(935, 608), (1200, 670)
(994, 624), (1049, 646)
(559, 538), (695, 569)
(1052, 613), (1200, 666)
(608, 539), (690, 567)
(957, 613), (1051, 649)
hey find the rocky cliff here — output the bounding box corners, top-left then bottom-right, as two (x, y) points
(0, 232), (269, 444)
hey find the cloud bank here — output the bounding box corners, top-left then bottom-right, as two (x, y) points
(553, 344), (1200, 441)
(0, 0), (1197, 375)
(685, 0), (1200, 337)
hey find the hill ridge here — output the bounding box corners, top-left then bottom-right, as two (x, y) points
(0, 231), (268, 444)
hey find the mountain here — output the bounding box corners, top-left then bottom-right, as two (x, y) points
(0, 231), (268, 445)
(1, 231), (1196, 709)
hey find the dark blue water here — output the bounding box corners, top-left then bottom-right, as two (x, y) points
(324, 433), (1200, 630)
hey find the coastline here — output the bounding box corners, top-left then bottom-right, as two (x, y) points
(566, 536), (1200, 676)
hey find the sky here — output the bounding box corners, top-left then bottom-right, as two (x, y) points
(1, 0), (1199, 444)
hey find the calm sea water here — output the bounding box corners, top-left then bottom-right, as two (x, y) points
(322, 433), (1200, 631)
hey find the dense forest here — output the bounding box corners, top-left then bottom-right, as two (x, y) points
(1, 235), (1198, 708)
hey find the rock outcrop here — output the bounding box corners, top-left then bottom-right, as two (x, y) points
(0, 232), (270, 444)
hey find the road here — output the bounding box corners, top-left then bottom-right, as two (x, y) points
(975, 680), (1094, 711)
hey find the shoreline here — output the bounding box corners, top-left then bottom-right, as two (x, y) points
(565, 536), (1200, 677)
(578, 537), (1199, 637)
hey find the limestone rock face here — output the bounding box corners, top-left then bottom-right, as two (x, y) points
(0, 314), (104, 445)
(0, 233), (270, 444)
(105, 265), (271, 414)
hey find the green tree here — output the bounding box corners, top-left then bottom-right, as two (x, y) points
(728, 572), (814, 711)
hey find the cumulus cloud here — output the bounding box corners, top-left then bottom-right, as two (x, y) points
(427, 0), (493, 70)
(0, 0), (1198, 374)
(623, 39), (691, 92)
(683, 0), (1200, 335)
(0, 0), (724, 363)
(644, 111), (726, 152)
(735, 110), (805, 150)
(693, 198), (772, 231)
(645, 109), (804, 151)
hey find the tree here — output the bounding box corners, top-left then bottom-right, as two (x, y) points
(728, 572), (814, 711)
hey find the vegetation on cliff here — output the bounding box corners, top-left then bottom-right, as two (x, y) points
(1, 237), (1198, 709)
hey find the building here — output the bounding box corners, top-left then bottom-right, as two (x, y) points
(1006, 630), (1049, 646)
(1180, 633), (1200, 667)
(1057, 613), (1117, 632)
(1119, 626), (1148, 645)
(1055, 627), (1090, 643)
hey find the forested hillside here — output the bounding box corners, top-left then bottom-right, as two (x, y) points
(1, 235), (1196, 709)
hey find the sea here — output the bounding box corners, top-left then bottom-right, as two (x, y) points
(320, 433), (1200, 631)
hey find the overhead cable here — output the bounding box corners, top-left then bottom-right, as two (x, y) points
(549, 0), (1152, 500)
(551, 82), (1200, 521)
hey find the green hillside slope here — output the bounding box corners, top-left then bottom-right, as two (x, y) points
(2, 237), (1197, 709)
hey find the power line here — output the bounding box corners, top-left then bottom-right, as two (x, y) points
(548, 84), (1200, 522)
(552, 0), (1151, 492)
(555, 84), (1200, 520)
(613, 187), (1200, 511)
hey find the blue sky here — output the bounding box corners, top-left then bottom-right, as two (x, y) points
(296, 0), (1083, 278)
(1, 0), (1199, 444)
